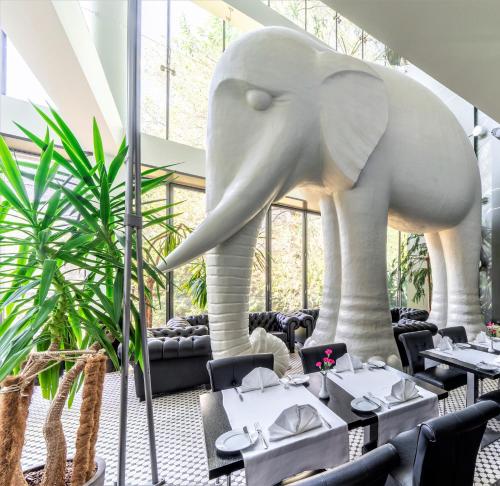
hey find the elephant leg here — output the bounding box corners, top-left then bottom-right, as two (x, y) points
(334, 189), (401, 367)
(439, 198), (483, 336)
(305, 195), (341, 347)
(425, 232), (447, 328)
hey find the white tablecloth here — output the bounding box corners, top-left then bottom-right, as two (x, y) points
(221, 384), (349, 486)
(328, 366), (438, 444)
(427, 347), (500, 367)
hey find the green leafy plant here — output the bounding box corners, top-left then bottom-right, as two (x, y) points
(389, 233), (432, 306)
(0, 106), (175, 395)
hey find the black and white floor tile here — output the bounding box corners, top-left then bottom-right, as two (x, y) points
(22, 355), (500, 486)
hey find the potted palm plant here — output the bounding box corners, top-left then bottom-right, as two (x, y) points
(0, 107), (174, 485)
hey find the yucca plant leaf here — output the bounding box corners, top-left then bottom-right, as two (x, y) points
(38, 259), (57, 304)
(0, 136), (31, 208)
(33, 141), (54, 210)
(108, 138), (127, 185)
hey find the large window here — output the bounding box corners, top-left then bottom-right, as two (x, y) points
(271, 207), (304, 312)
(306, 213), (324, 309)
(3, 35), (55, 106)
(171, 185), (206, 316)
(141, 1), (242, 147)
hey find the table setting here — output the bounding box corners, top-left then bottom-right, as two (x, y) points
(425, 335), (500, 373)
(220, 367), (349, 486)
(327, 353), (439, 444)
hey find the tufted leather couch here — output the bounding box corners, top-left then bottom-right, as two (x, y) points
(168, 311), (304, 352)
(149, 325), (208, 338)
(390, 307), (429, 323)
(120, 335), (212, 400)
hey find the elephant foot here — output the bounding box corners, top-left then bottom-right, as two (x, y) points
(250, 328), (290, 377)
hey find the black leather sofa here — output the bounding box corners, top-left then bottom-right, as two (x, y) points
(169, 310), (305, 352)
(119, 334), (212, 400)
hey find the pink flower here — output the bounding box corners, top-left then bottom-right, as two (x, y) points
(329, 358), (336, 365)
(325, 348), (333, 356)
(487, 322), (494, 327)
(323, 357), (329, 362)
(315, 361), (322, 368)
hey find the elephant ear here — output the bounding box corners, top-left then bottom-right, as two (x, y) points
(317, 51), (389, 188)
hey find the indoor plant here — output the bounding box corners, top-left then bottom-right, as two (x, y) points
(0, 107), (174, 485)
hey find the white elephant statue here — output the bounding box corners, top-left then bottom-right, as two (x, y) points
(160, 27), (483, 366)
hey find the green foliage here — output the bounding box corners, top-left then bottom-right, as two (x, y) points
(0, 107), (175, 397)
(389, 233), (431, 305)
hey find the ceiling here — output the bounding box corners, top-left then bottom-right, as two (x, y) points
(325, 0), (500, 122)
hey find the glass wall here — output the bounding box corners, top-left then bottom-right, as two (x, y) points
(270, 207), (304, 312)
(306, 213), (324, 309)
(171, 185), (206, 316)
(141, 0), (241, 148)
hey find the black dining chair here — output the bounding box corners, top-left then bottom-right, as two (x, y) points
(438, 326), (468, 344)
(206, 353), (274, 392)
(398, 330), (466, 412)
(299, 343), (348, 374)
(288, 443), (399, 486)
(387, 400), (499, 486)
(478, 389), (500, 405)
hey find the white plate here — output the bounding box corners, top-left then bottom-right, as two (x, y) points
(476, 362), (500, 371)
(455, 343), (471, 349)
(351, 397), (380, 413)
(215, 429), (258, 454)
(287, 374), (310, 385)
(367, 359), (386, 368)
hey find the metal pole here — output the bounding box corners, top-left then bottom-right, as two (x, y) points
(118, 1), (163, 484)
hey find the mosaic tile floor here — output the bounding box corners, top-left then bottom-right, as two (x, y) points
(22, 355), (500, 486)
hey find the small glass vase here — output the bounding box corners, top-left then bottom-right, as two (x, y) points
(319, 371), (329, 399)
(488, 337), (495, 353)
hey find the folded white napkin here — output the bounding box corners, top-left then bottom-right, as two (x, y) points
(240, 367), (280, 393)
(268, 404), (322, 441)
(437, 336), (453, 351)
(385, 379), (420, 403)
(475, 331), (490, 344)
(335, 353), (363, 373)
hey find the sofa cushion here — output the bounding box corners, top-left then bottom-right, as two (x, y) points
(151, 325), (208, 338)
(162, 335), (212, 359)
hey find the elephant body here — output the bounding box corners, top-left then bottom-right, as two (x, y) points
(161, 27), (483, 367)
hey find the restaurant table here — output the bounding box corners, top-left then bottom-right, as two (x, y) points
(420, 344), (500, 446)
(200, 368), (447, 483)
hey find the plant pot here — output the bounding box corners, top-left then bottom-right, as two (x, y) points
(23, 456), (105, 486)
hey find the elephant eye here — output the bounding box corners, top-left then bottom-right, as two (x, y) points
(246, 89), (273, 111)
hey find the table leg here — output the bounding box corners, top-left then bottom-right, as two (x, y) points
(362, 423), (378, 453)
(466, 372), (479, 406)
(227, 474), (231, 486)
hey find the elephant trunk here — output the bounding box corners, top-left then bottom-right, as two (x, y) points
(207, 212), (265, 358)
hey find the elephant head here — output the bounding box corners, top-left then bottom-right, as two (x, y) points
(160, 27), (389, 359)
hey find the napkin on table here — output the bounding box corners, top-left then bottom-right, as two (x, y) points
(385, 378), (420, 404)
(437, 336), (454, 351)
(475, 331), (490, 345)
(335, 353), (363, 373)
(268, 404), (322, 441)
(240, 367), (280, 393)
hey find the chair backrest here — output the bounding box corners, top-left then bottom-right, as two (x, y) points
(299, 343), (348, 374)
(412, 400), (499, 486)
(438, 326), (468, 344)
(294, 444), (399, 486)
(392, 321), (438, 368)
(398, 330), (434, 374)
(206, 354), (274, 392)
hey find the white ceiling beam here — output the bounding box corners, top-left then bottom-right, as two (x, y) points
(324, 0), (500, 122)
(0, 0), (123, 152)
